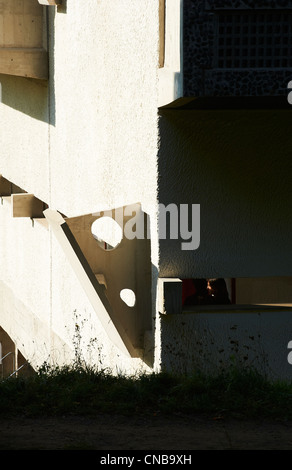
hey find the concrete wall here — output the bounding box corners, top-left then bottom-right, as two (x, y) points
(160, 307), (292, 381)
(0, 74), (49, 201)
(0, 1), (160, 374)
(49, 2), (159, 218)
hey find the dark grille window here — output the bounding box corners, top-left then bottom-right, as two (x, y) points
(216, 11), (292, 68)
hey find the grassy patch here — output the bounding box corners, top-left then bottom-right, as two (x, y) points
(0, 364), (291, 421)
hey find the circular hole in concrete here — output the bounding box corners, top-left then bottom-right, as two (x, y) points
(120, 288), (136, 307)
(91, 216), (123, 250)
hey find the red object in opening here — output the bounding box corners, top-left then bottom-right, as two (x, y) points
(182, 279), (196, 305)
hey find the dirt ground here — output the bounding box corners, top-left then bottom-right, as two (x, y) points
(0, 413), (291, 450)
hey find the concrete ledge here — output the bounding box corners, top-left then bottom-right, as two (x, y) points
(0, 48), (48, 80)
(12, 194), (46, 218)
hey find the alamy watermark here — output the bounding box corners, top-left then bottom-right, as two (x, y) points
(287, 81), (292, 104)
(288, 341), (292, 365)
(92, 203), (200, 251)
(158, 203), (200, 251)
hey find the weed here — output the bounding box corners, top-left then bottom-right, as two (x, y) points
(0, 364), (291, 420)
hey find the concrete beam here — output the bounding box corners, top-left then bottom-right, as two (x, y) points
(38, 0), (62, 5)
(0, 48), (48, 80)
(12, 194), (46, 218)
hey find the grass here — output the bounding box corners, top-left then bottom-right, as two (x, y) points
(0, 364), (291, 421)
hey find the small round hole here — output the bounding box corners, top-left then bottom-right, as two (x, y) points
(120, 289), (136, 307)
(91, 217), (123, 250)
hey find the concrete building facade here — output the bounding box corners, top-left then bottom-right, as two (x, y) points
(0, 0), (292, 380)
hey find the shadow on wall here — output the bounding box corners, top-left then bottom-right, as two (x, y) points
(157, 106), (292, 279)
(0, 74), (50, 123)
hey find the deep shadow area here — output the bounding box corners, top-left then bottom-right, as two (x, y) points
(157, 106), (292, 279)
